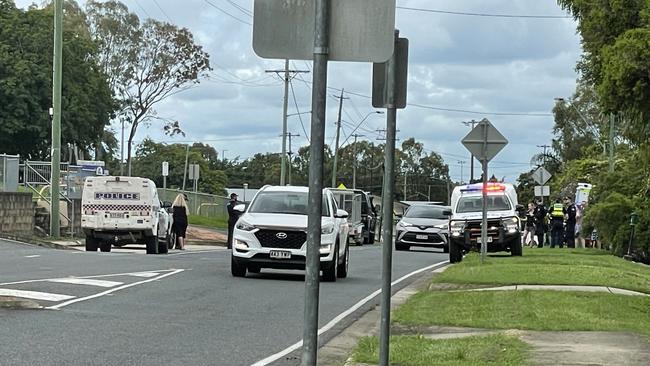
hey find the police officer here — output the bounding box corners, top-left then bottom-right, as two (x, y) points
(533, 200), (546, 248)
(226, 193), (242, 250)
(564, 196), (577, 248)
(550, 198), (565, 248)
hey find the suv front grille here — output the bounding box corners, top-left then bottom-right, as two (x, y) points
(465, 220), (502, 239)
(255, 229), (306, 249)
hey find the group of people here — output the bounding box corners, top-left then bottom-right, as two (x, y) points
(522, 196), (580, 249)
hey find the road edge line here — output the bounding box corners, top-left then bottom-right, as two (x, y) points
(250, 260), (450, 366)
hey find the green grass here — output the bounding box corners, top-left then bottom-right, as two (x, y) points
(394, 290), (650, 338)
(352, 334), (530, 366)
(435, 248), (650, 293)
(188, 214), (228, 230)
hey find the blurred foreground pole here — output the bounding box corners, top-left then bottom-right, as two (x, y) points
(50, 0), (63, 239)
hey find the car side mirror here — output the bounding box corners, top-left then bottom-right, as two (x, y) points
(336, 209), (349, 219)
(442, 209), (452, 216)
(516, 204), (525, 211)
(234, 204), (246, 213)
(162, 201), (172, 208)
(396, 212), (403, 218)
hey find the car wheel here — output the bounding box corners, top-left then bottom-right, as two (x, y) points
(158, 237), (168, 254)
(449, 240), (463, 263)
(511, 234), (523, 256)
(145, 236), (158, 254)
(337, 244), (349, 278)
(167, 232), (175, 250)
(231, 256), (247, 277)
(99, 241), (111, 253)
(85, 236), (98, 252)
(369, 232), (375, 244)
(322, 245), (338, 282)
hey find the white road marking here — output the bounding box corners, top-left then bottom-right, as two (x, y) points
(0, 269), (174, 286)
(126, 272), (161, 278)
(46, 269), (185, 310)
(24, 255), (41, 258)
(47, 278), (123, 288)
(166, 249), (227, 256)
(0, 289), (75, 302)
(250, 260), (450, 366)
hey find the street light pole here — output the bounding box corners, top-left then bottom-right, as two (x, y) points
(458, 160), (466, 184)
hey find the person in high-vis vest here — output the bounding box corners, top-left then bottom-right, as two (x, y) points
(550, 198), (565, 248)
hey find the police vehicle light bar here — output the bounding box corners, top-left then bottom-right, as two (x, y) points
(460, 183), (506, 193)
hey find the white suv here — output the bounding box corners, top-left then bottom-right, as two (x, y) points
(230, 185), (350, 281)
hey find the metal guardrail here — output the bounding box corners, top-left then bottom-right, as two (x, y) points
(157, 188), (229, 218)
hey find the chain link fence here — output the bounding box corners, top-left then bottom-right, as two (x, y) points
(158, 188), (230, 219)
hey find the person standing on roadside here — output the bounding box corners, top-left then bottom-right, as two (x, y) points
(227, 193), (242, 249)
(564, 196), (577, 248)
(533, 199), (546, 248)
(523, 202), (537, 246)
(550, 198), (565, 248)
(171, 194), (189, 250)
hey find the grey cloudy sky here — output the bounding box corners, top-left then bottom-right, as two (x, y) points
(17, 0), (582, 183)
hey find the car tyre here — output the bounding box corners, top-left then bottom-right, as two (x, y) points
(511, 234), (523, 256)
(368, 232), (375, 244)
(337, 245), (349, 279)
(167, 232), (175, 250)
(145, 236), (158, 254)
(158, 237), (168, 254)
(231, 256), (247, 277)
(322, 245), (338, 282)
(85, 236), (98, 252)
(99, 241), (111, 253)
(449, 240), (463, 263)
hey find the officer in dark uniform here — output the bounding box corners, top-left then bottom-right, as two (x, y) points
(227, 193), (242, 250)
(550, 198), (565, 248)
(564, 196), (577, 248)
(533, 200), (546, 248)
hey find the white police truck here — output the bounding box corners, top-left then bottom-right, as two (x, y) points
(81, 176), (173, 254)
(447, 182), (523, 263)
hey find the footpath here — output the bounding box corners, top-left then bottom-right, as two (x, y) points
(319, 248), (650, 366)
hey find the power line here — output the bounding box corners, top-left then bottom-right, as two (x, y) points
(396, 6), (572, 19)
(152, 0), (173, 23)
(132, 0), (152, 18)
(204, 0), (252, 25)
(288, 79), (311, 143)
(224, 0), (252, 17)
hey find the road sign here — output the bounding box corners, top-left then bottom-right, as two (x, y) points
(461, 119), (508, 162)
(252, 0), (396, 62)
(188, 164), (199, 181)
(534, 185), (550, 197)
(532, 166), (551, 185)
(162, 161), (169, 177)
(372, 37), (408, 109)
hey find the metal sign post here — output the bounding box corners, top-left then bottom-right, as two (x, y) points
(162, 161), (169, 190)
(461, 119), (508, 264)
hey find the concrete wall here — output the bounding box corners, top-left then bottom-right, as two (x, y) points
(0, 192), (35, 236)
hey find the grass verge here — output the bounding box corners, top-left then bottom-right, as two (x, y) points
(394, 290), (650, 338)
(188, 214), (228, 230)
(435, 248), (650, 293)
(352, 334), (529, 366)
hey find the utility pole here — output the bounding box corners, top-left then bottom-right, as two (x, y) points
(266, 61), (309, 186)
(287, 132), (300, 185)
(352, 133), (364, 189)
(536, 144), (551, 166)
(222, 149), (228, 165)
(182, 144), (190, 191)
(331, 89), (348, 187)
(49, 0), (63, 239)
(458, 160), (466, 184)
(462, 120), (479, 182)
(403, 173), (407, 201)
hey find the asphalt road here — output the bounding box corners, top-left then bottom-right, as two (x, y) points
(0, 238), (448, 366)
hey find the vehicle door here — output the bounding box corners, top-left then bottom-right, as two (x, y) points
(329, 193), (348, 252)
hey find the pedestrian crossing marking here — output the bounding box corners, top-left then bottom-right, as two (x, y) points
(0, 289), (75, 302)
(47, 278), (123, 288)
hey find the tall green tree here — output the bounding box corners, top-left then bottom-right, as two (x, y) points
(85, 0), (211, 175)
(0, 0), (114, 159)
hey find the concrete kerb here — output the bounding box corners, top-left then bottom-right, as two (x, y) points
(0, 233), (74, 250)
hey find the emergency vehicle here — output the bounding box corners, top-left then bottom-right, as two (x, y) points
(81, 176), (173, 254)
(447, 182), (523, 262)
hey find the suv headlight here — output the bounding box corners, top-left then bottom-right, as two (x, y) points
(503, 217), (519, 232)
(236, 220), (255, 231)
(321, 225), (335, 234)
(398, 220), (413, 227)
(449, 221), (465, 236)
(435, 223), (447, 229)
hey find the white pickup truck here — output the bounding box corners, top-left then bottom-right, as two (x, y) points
(81, 176), (173, 254)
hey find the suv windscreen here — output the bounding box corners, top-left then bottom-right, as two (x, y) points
(456, 195), (512, 213)
(404, 205), (448, 219)
(249, 192), (330, 216)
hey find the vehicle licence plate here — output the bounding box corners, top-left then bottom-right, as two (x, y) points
(416, 234), (428, 240)
(110, 213), (124, 218)
(269, 250), (291, 259)
(477, 236), (493, 244)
